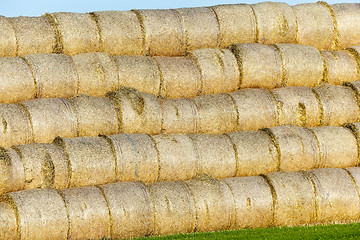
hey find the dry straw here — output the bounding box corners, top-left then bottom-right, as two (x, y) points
(0, 16), (16, 57)
(146, 181), (196, 235)
(230, 43), (282, 89)
(346, 167), (360, 195)
(0, 148), (25, 195)
(175, 7), (219, 51)
(292, 2), (335, 50)
(0, 201), (17, 239)
(91, 11), (144, 55)
(100, 182), (154, 239)
(251, 2), (297, 44)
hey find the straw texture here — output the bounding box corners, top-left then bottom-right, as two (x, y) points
(0, 16), (16, 57)
(0, 201), (17, 240)
(0, 148), (25, 195)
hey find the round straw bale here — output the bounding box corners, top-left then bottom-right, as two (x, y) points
(91, 11), (144, 55)
(23, 53), (78, 99)
(271, 86), (321, 127)
(100, 181), (154, 239)
(106, 134), (158, 183)
(346, 167), (360, 192)
(188, 48), (240, 95)
(160, 98), (198, 134)
(152, 134), (197, 182)
(175, 7), (219, 51)
(292, 3), (335, 50)
(0, 148), (25, 195)
(227, 131), (278, 177)
(147, 181), (196, 235)
(224, 176), (273, 229)
(229, 89), (277, 131)
(0, 103), (33, 147)
(190, 134), (236, 179)
(54, 136), (115, 188)
(251, 2), (296, 44)
(135, 9), (185, 56)
(9, 16), (55, 56)
(312, 84), (360, 126)
(49, 12), (100, 55)
(190, 93), (237, 134)
(230, 43), (282, 89)
(154, 56), (201, 98)
(310, 126), (358, 168)
(69, 95), (119, 137)
(308, 168), (360, 224)
(0, 16), (16, 57)
(7, 188), (68, 240)
(331, 4), (360, 49)
(107, 87), (161, 134)
(21, 98), (77, 143)
(62, 186), (110, 240)
(72, 52), (118, 97)
(0, 57), (35, 103)
(274, 43), (324, 87)
(0, 201), (17, 240)
(211, 4), (256, 48)
(113, 55), (160, 96)
(184, 176), (234, 232)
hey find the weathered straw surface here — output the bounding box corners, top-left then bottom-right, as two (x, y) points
(190, 134), (236, 179)
(55, 136), (115, 188)
(309, 168), (360, 224)
(292, 3), (335, 50)
(72, 52), (118, 97)
(229, 89), (277, 131)
(9, 16), (55, 56)
(152, 134), (196, 182)
(100, 182), (154, 239)
(224, 176), (273, 229)
(154, 56), (201, 98)
(211, 4), (256, 48)
(346, 167), (360, 195)
(106, 134), (158, 183)
(23, 53), (78, 99)
(0, 148), (25, 195)
(0, 16), (16, 57)
(188, 48), (240, 95)
(0, 201), (17, 239)
(147, 181), (195, 235)
(230, 43), (282, 89)
(0, 57), (35, 103)
(271, 86), (321, 127)
(62, 186), (110, 240)
(175, 7), (219, 51)
(251, 2), (296, 44)
(184, 176), (234, 232)
(91, 11), (143, 55)
(135, 9), (185, 56)
(113, 55), (161, 96)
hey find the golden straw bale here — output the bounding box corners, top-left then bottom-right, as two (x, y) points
(175, 7), (219, 51)
(106, 134), (158, 183)
(251, 2), (296, 44)
(135, 9), (185, 56)
(211, 4), (256, 48)
(23, 53), (78, 99)
(266, 171), (316, 226)
(229, 89), (277, 131)
(292, 3), (335, 50)
(190, 134), (236, 179)
(154, 56), (201, 98)
(0, 57), (35, 103)
(72, 52), (118, 97)
(62, 186), (110, 240)
(184, 176), (234, 232)
(230, 43), (282, 89)
(309, 168), (360, 224)
(152, 134), (196, 182)
(0, 201), (17, 240)
(100, 182), (154, 239)
(344, 122), (360, 165)
(113, 55), (160, 96)
(54, 136), (115, 188)
(9, 16), (55, 56)
(188, 48), (240, 95)
(0, 16), (16, 57)
(0, 148), (25, 195)
(91, 11), (143, 55)
(224, 176), (273, 229)
(146, 181), (195, 235)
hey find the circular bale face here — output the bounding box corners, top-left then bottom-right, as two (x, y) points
(0, 16), (16, 57)
(0, 201), (17, 240)
(0, 148), (25, 195)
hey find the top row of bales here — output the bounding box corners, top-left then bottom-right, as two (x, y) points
(0, 2), (360, 56)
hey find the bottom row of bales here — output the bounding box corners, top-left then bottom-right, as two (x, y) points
(1, 167), (360, 240)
